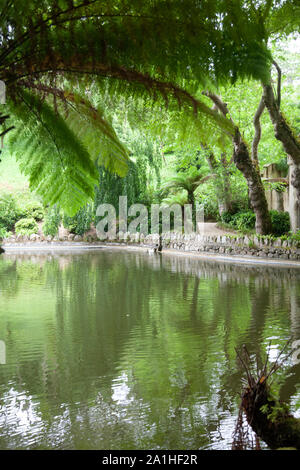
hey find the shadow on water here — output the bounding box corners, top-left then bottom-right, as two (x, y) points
(0, 249), (299, 449)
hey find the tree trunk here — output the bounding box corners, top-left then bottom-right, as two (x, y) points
(263, 83), (300, 232)
(187, 189), (196, 229)
(203, 146), (233, 215)
(205, 92), (272, 234)
(233, 129), (272, 234)
(236, 345), (300, 450)
(288, 158), (300, 232)
(242, 379), (300, 450)
(220, 153), (233, 214)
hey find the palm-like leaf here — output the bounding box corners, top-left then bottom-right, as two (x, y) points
(6, 87), (130, 214)
(161, 192), (188, 208)
(162, 167), (214, 195)
(7, 90), (99, 215)
(61, 90), (129, 176)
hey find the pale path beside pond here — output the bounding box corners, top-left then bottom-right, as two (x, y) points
(199, 222), (237, 236)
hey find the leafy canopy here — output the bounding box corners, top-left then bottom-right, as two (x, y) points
(1, 0), (294, 212)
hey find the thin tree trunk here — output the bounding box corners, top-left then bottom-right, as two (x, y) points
(262, 82), (300, 231)
(204, 92), (272, 234)
(187, 189), (196, 229)
(252, 95), (265, 165)
(233, 128), (272, 234)
(262, 84), (300, 164)
(202, 144), (233, 215)
(220, 153), (233, 214)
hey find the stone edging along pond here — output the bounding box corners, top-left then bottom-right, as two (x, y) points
(2, 231), (300, 262)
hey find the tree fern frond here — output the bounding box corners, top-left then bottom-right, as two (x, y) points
(17, 81), (130, 176)
(61, 90), (129, 177)
(6, 90), (99, 215)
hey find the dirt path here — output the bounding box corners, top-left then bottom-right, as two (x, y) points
(199, 222), (237, 236)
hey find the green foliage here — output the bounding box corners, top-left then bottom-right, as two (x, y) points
(0, 225), (12, 239)
(15, 217), (38, 237)
(94, 132), (159, 219)
(0, 0), (284, 217)
(270, 210), (290, 236)
(275, 159), (289, 177)
(163, 167), (210, 198)
(198, 193), (219, 221)
(221, 209), (291, 236)
(0, 193), (22, 231)
(7, 91), (99, 216)
(220, 211), (256, 231)
(22, 201), (45, 221)
(42, 206), (61, 237)
(290, 230), (300, 242)
(220, 211), (233, 225)
(233, 211), (256, 231)
(63, 205), (94, 236)
(58, 90), (129, 177)
(260, 385), (291, 424)
(0, 1), (298, 225)
(264, 181), (288, 193)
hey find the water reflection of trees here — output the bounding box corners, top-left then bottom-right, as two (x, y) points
(0, 250), (299, 449)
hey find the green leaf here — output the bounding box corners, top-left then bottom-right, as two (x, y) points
(7, 90), (99, 215)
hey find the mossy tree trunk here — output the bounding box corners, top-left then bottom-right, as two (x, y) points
(232, 129), (272, 234)
(242, 380), (300, 449)
(205, 148), (233, 215)
(263, 82), (300, 232)
(236, 345), (300, 450)
(205, 92), (272, 235)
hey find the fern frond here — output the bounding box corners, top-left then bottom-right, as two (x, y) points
(6, 90), (99, 215)
(61, 90), (129, 177)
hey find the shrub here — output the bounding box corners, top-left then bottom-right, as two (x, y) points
(270, 210), (290, 236)
(233, 211), (256, 231)
(289, 230), (300, 243)
(42, 206), (61, 237)
(224, 211), (256, 231)
(0, 193), (23, 231)
(0, 224), (12, 239)
(220, 211), (233, 224)
(63, 205), (93, 235)
(23, 201), (45, 221)
(199, 196), (219, 221)
(15, 217), (38, 237)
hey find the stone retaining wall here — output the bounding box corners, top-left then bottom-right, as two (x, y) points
(136, 232), (300, 260)
(2, 231), (300, 261)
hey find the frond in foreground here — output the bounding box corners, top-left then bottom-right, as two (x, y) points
(7, 90), (99, 215)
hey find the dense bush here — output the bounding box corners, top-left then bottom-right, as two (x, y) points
(270, 210), (290, 236)
(42, 205), (61, 237)
(220, 211), (233, 224)
(15, 217), (38, 237)
(221, 209), (290, 235)
(233, 211), (256, 231)
(0, 224), (11, 239)
(221, 210), (256, 231)
(23, 201), (45, 221)
(198, 194), (219, 220)
(63, 205), (93, 235)
(0, 193), (23, 231)
(290, 230), (300, 242)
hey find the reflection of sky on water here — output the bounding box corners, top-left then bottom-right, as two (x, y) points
(112, 372), (133, 405)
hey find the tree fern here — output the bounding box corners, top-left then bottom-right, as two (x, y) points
(7, 90), (99, 215)
(0, 0), (297, 217)
(58, 89), (129, 176)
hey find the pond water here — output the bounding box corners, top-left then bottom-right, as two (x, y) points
(0, 248), (300, 450)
